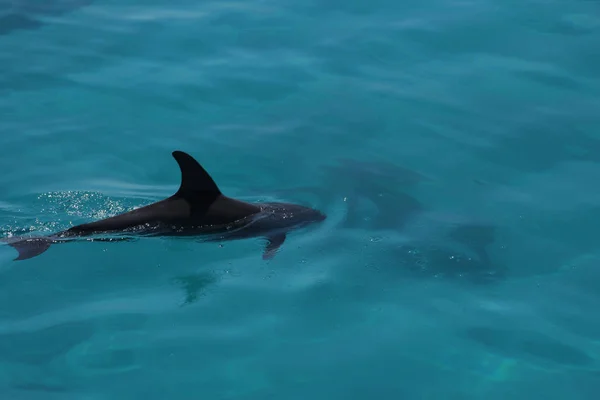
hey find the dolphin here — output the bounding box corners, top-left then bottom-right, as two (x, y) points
(1, 151), (327, 261)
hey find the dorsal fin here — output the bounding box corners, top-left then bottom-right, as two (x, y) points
(172, 151), (222, 200)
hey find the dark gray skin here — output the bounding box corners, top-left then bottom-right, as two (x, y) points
(1, 151), (327, 261)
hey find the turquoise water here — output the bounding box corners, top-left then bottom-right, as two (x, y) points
(2, 0), (600, 398)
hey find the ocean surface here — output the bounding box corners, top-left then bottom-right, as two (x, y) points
(1, 0), (600, 398)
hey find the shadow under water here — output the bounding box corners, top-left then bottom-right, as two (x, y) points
(322, 157), (506, 285)
(172, 272), (219, 306)
(394, 239), (504, 285)
(0, 0), (92, 36)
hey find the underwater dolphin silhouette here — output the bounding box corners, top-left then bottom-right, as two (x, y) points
(1, 151), (327, 261)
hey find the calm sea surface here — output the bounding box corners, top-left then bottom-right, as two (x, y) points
(1, 0), (600, 398)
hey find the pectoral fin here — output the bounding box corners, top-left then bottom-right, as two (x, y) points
(263, 233), (286, 260)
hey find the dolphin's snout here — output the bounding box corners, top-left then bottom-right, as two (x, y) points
(315, 210), (327, 222)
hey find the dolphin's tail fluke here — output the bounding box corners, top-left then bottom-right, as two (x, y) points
(1, 237), (54, 261)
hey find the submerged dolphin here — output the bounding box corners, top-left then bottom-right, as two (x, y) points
(1, 151), (327, 261)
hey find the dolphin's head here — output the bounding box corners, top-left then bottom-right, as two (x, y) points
(262, 202), (326, 229)
(287, 204), (327, 224)
(306, 207), (327, 223)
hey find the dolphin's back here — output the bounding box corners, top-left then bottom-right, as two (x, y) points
(67, 151), (261, 235)
(66, 197), (191, 235)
